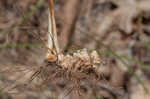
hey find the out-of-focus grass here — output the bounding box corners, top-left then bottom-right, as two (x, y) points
(0, 0), (45, 51)
(98, 49), (150, 94)
(80, 30), (150, 94)
(122, 56), (150, 72)
(143, 41), (150, 52)
(0, 91), (10, 99)
(94, 96), (102, 99)
(0, 43), (42, 49)
(0, 0), (45, 35)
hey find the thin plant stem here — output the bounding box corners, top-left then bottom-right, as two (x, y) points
(0, 0), (45, 35)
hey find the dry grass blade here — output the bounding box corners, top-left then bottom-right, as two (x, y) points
(46, 0), (60, 61)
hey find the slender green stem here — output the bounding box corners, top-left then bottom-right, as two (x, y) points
(98, 49), (150, 94)
(0, 0), (45, 35)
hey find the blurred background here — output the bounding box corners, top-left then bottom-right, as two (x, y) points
(0, 0), (150, 99)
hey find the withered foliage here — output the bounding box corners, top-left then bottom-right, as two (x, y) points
(31, 49), (102, 92)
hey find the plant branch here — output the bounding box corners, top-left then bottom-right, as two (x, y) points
(46, 0), (60, 60)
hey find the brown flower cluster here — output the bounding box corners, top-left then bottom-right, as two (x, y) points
(58, 49), (101, 73)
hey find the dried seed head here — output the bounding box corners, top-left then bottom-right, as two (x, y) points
(58, 49), (101, 72)
(90, 51), (101, 68)
(73, 49), (91, 66)
(59, 54), (74, 69)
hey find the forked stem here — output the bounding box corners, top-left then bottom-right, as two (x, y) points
(46, 0), (60, 60)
